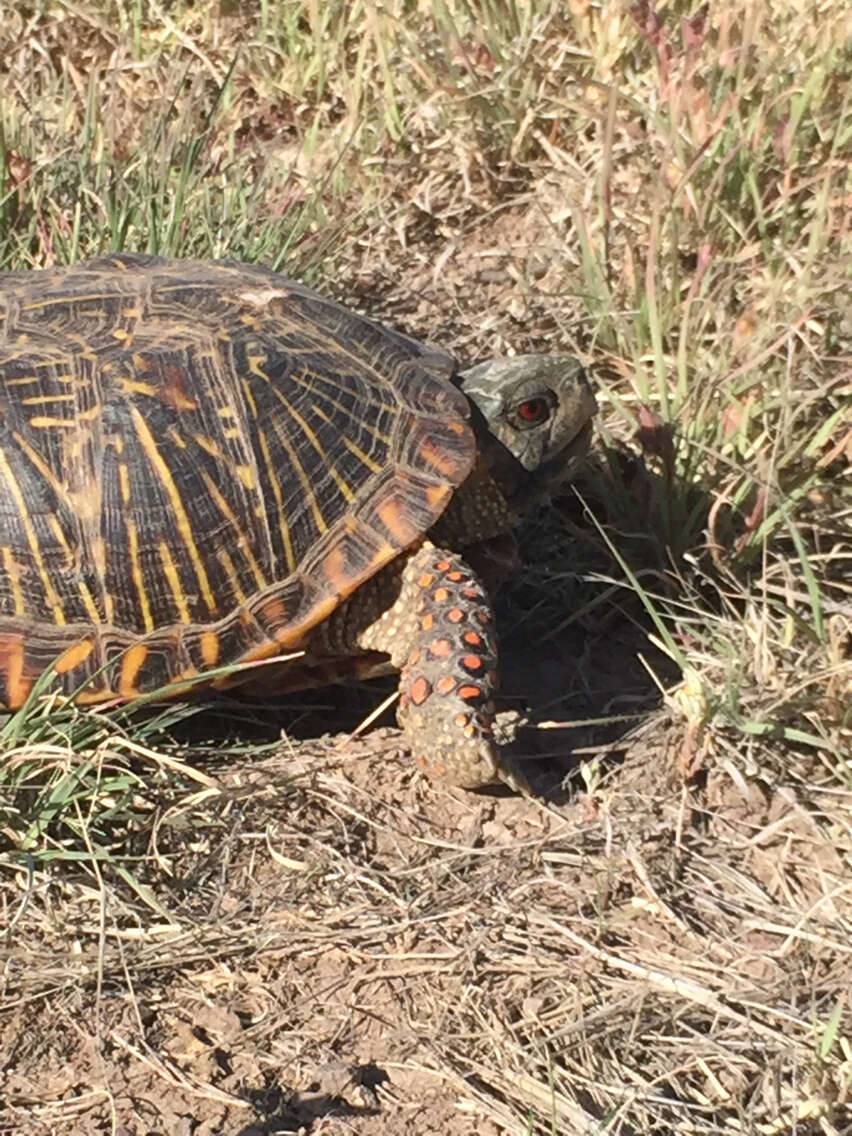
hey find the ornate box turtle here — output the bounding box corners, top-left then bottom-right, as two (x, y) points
(0, 254), (596, 788)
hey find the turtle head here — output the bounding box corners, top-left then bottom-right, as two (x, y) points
(458, 354), (597, 510)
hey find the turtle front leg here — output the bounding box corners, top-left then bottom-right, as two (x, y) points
(358, 543), (522, 790)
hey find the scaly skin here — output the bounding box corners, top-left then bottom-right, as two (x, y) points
(354, 542), (501, 787)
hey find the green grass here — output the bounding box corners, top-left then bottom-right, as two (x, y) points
(1, 3), (850, 1133)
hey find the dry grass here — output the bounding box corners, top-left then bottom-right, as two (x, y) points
(1, 2), (851, 1134)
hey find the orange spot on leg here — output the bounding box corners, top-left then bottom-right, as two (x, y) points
(427, 638), (452, 658)
(408, 676), (432, 705)
(458, 684), (483, 702)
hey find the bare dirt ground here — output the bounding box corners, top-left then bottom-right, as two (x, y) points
(4, 696), (848, 1135)
(2, 181), (850, 1136)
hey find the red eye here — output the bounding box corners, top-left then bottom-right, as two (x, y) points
(511, 396), (551, 428)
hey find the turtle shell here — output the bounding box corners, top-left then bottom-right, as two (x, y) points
(0, 253), (475, 707)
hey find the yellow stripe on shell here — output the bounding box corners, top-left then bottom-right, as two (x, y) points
(193, 434), (225, 460)
(4, 376), (40, 387)
(265, 413), (327, 534)
(215, 547), (248, 605)
(125, 515), (154, 632)
(254, 425), (296, 573)
(198, 469), (268, 591)
(20, 393), (75, 405)
(278, 366), (394, 447)
(42, 515), (103, 623)
(235, 465), (255, 490)
(310, 402), (384, 474)
(0, 445), (66, 625)
(45, 516), (74, 566)
(1, 547), (24, 616)
(27, 416), (78, 429)
(10, 431), (68, 515)
(129, 405), (217, 615)
(21, 289), (122, 313)
(76, 579), (102, 623)
(119, 379), (160, 398)
(118, 462), (131, 504)
(158, 540), (191, 623)
(247, 356), (356, 505)
(117, 459), (154, 628)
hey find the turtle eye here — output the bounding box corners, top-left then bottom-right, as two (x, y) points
(508, 394), (553, 430)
